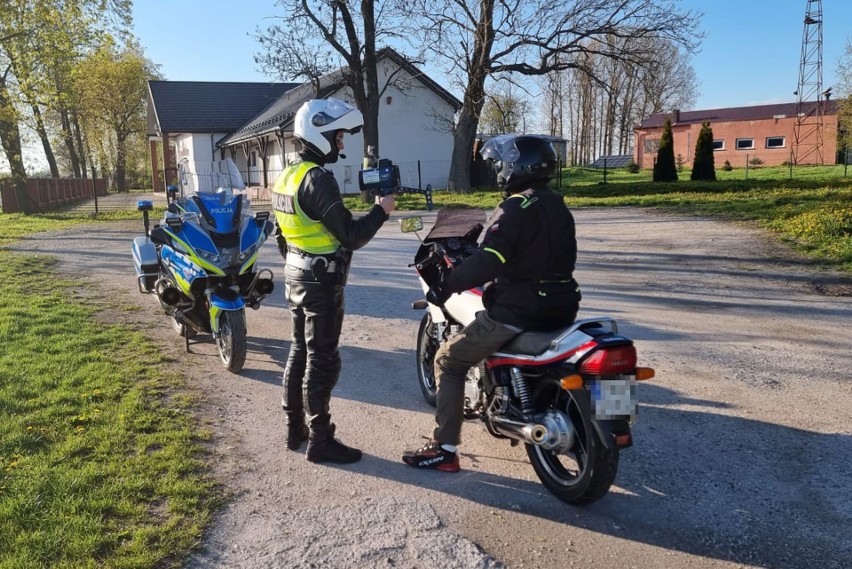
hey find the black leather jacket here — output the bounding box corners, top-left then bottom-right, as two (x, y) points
(444, 185), (580, 329)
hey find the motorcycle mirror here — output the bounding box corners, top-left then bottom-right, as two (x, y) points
(399, 216), (423, 234)
(254, 211), (270, 226)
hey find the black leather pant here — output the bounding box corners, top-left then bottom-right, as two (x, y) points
(282, 268), (345, 429)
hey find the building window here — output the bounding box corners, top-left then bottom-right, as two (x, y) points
(644, 138), (659, 153)
(766, 136), (785, 149)
(250, 151), (257, 167)
(736, 138), (755, 150)
(713, 139), (725, 150)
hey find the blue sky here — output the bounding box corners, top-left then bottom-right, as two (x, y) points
(132, 0), (852, 111)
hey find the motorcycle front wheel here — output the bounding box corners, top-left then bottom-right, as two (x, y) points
(526, 384), (619, 505)
(416, 312), (439, 407)
(216, 309), (247, 373)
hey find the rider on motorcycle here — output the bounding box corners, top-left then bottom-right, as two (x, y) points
(403, 134), (581, 472)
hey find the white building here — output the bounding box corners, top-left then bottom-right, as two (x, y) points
(146, 48), (462, 197)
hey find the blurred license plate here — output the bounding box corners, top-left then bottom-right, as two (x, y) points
(591, 378), (637, 419)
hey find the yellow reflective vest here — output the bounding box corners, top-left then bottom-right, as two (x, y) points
(272, 161), (340, 254)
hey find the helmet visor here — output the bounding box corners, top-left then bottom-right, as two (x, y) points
(479, 134), (521, 163)
(311, 99), (358, 127)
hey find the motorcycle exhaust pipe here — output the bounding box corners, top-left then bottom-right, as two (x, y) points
(159, 286), (182, 306)
(489, 416), (549, 445)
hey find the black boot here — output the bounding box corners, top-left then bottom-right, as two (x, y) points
(286, 422), (309, 451)
(306, 423), (362, 464)
(284, 409), (309, 451)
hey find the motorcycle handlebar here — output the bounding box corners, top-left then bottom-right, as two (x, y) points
(415, 243), (456, 273)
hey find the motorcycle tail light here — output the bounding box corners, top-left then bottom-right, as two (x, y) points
(614, 433), (633, 448)
(578, 345), (637, 375)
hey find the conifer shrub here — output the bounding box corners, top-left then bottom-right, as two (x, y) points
(691, 121), (716, 181)
(653, 119), (678, 182)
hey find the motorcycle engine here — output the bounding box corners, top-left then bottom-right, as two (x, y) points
(463, 363), (486, 417)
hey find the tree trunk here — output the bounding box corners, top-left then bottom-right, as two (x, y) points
(447, 0), (494, 192)
(115, 131), (127, 192)
(30, 103), (60, 177)
(0, 81), (29, 213)
(360, 2), (380, 160)
(72, 110), (88, 179)
(448, 110), (480, 192)
(59, 108), (82, 178)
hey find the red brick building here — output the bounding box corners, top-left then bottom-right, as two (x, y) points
(634, 100), (840, 169)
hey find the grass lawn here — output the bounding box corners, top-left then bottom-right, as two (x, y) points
(0, 225), (215, 568)
(348, 166), (852, 274)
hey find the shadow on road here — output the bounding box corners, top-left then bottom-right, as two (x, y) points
(324, 380), (852, 569)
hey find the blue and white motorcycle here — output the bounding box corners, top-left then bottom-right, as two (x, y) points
(132, 159), (275, 372)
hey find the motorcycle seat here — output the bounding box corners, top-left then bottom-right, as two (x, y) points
(500, 330), (558, 356)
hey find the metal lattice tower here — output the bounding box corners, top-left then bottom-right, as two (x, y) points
(793, 0), (825, 165)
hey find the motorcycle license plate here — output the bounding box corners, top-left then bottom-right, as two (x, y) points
(591, 378), (637, 420)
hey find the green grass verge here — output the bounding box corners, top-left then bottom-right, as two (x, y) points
(0, 250), (217, 568)
(344, 175), (852, 274)
(558, 163), (852, 186)
(0, 210), (161, 247)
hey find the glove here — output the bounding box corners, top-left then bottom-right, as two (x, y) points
(275, 231), (287, 260)
(426, 283), (451, 307)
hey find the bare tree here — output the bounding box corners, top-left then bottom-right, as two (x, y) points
(401, 0), (702, 190)
(254, 0), (408, 159)
(480, 82), (531, 134)
(637, 38), (698, 115)
(537, 35), (698, 165)
(254, 24), (334, 96)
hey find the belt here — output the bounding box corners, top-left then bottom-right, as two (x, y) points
(286, 253), (338, 272)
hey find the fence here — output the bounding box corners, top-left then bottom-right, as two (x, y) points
(0, 177), (107, 214)
(230, 159), (450, 206)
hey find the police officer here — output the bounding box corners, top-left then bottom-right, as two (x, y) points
(402, 134), (580, 472)
(273, 98), (395, 464)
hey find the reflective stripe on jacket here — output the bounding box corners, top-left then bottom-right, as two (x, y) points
(272, 161), (340, 254)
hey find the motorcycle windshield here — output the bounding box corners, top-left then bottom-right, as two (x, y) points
(195, 191), (242, 234)
(424, 206), (486, 242)
(181, 158), (246, 194)
(178, 158), (249, 234)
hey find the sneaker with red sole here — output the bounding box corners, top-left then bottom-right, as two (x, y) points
(402, 440), (460, 472)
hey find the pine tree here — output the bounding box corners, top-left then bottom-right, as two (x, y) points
(653, 119), (678, 182)
(691, 121), (716, 181)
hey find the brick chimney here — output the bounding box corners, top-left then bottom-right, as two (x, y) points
(672, 109), (681, 123)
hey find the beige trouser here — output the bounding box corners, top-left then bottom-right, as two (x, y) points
(433, 311), (519, 445)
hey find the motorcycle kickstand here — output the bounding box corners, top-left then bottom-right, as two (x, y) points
(185, 334), (190, 353)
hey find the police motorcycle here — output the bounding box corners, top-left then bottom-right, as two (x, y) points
(401, 208), (655, 504)
(132, 159), (275, 373)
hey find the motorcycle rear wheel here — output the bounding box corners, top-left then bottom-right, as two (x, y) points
(172, 316), (198, 339)
(416, 312), (439, 407)
(216, 309), (247, 373)
(526, 385), (619, 505)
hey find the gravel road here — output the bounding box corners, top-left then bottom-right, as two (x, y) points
(18, 206), (852, 569)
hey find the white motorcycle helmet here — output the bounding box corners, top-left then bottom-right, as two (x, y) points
(293, 98), (363, 163)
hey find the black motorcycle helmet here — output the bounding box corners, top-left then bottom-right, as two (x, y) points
(480, 134), (557, 195)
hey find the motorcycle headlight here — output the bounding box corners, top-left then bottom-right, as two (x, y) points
(237, 244), (258, 263)
(197, 249), (222, 265)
